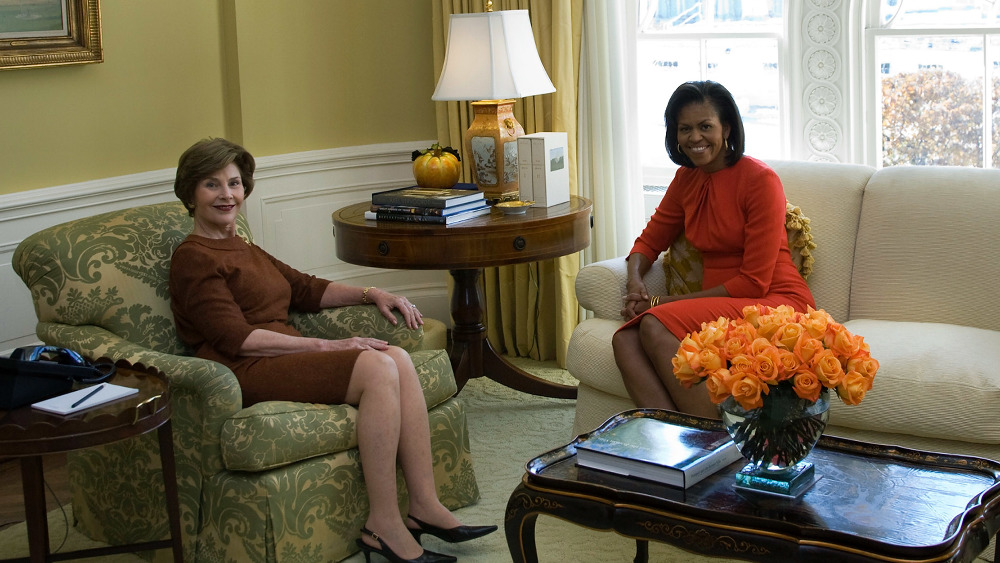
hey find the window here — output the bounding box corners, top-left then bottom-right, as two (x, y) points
(869, 0), (1000, 168)
(637, 0), (785, 187)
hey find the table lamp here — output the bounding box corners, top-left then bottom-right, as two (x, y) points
(432, 7), (555, 202)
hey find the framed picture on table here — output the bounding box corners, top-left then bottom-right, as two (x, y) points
(0, 0), (102, 70)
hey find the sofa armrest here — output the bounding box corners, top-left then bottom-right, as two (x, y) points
(576, 255), (668, 320)
(35, 321), (241, 476)
(289, 305), (424, 352)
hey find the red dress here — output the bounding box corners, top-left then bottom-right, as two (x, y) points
(621, 156), (815, 338)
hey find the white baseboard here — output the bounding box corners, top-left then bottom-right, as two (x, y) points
(0, 140), (452, 352)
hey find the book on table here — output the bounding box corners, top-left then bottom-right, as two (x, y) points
(364, 203), (490, 225)
(371, 183), (484, 208)
(369, 198), (488, 217)
(575, 416), (742, 488)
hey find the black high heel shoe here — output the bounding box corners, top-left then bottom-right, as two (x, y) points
(406, 515), (498, 544)
(355, 527), (456, 563)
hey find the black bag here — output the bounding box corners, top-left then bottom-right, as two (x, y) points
(0, 346), (116, 409)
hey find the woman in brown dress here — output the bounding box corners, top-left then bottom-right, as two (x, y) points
(168, 138), (494, 563)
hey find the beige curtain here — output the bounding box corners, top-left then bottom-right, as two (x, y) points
(431, 0), (583, 367)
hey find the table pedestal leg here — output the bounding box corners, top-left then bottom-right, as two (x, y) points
(449, 268), (576, 399)
(20, 456), (48, 563)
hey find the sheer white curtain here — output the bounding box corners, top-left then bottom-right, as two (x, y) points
(578, 0), (644, 265)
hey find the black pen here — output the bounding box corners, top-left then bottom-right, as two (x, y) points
(71, 384), (103, 408)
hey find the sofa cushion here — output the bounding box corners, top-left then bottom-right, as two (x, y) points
(830, 319), (1000, 444)
(850, 165), (1000, 332)
(221, 349), (457, 471)
(566, 318), (628, 399)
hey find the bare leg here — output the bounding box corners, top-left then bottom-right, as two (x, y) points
(381, 347), (461, 530)
(613, 326), (676, 409)
(638, 316), (719, 419)
(344, 350), (425, 559)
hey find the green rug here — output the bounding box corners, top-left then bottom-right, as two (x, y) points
(1, 357), (991, 562)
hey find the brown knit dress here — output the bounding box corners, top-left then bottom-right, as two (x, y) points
(169, 235), (362, 406)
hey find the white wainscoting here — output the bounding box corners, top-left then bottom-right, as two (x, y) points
(0, 140), (451, 353)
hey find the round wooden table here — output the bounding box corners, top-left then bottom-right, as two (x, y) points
(332, 195), (592, 398)
(0, 361), (182, 563)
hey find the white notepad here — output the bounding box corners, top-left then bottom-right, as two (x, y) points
(31, 383), (139, 415)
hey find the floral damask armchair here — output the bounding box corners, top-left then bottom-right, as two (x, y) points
(12, 202), (480, 563)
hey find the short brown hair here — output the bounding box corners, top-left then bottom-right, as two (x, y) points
(174, 138), (256, 216)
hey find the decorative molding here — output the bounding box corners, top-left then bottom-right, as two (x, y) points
(0, 140), (452, 351)
(800, 3), (848, 162)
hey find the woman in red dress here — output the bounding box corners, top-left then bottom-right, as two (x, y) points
(613, 81), (815, 418)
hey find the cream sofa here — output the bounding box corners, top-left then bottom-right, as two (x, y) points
(568, 160), (1000, 464)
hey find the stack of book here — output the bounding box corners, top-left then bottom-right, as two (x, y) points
(575, 416), (742, 489)
(366, 183), (490, 224)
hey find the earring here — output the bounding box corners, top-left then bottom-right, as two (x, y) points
(678, 143), (683, 153)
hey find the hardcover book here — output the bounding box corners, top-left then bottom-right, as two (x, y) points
(575, 416), (741, 488)
(516, 132), (569, 207)
(369, 198), (488, 217)
(371, 184), (484, 208)
(364, 204), (490, 225)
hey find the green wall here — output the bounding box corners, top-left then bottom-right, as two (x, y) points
(0, 0), (437, 195)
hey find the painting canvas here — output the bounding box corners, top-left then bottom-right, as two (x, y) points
(0, 0), (68, 39)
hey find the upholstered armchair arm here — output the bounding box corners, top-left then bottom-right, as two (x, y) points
(289, 305), (424, 352)
(575, 255), (668, 320)
(35, 321), (241, 476)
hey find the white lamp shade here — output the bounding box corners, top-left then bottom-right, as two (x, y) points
(432, 10), (556, 101)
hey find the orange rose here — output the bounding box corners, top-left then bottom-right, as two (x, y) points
(837, 370), (869, 406)
(801, 307), (831, 339)
(794, 336), (824, 365)
(672, 355), (703, 388)
(728, 354), (754, 376)
(825, 322), (861, 361)
(847, 354), (879, 383)
(724, 336), (750, 360)
(812, 349), (846, 388)
(792, 369), (822, 402)
(772, 322), (804, 351)
(730, 374), (769, 410)
(697, 345), (725, 373)
(776, 349), (800, 381)
(741, 304), (766, 328)
(755, 313), (784, 341)
(752, 347), (782, 384)
(704, 368), (737, 404)
(698, 317), (729, 348)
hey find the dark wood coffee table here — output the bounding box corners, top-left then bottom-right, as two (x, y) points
(506, 409), (1000, 562)
(0, 361), (182, 563)
(333, 196), (592, 399)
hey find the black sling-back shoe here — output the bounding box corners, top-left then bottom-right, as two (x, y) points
(406, 515), (498, 544)
(355, 527), (456, 563)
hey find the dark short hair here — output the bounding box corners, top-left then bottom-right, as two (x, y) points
(663, 81), (745, 169)
(174, 138), (256, 216)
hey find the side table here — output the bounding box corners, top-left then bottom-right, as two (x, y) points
(333, 196), (592, 399)
(0, 361), (182, 563)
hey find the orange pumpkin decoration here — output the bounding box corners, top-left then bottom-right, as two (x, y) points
(411, 143), (461, 189)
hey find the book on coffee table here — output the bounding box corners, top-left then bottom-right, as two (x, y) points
(575, 416), (741, 488)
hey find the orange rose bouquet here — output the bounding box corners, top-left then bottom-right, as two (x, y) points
(673, 304), (879, 471)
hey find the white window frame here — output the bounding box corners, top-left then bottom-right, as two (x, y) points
(636, 3), (790, 191)
(861, 0), (999, 168)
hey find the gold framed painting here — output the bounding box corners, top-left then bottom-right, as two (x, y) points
(0, 0), (102, 70)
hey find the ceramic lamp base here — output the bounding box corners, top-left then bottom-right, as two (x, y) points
(733, 461), (820, 498)
(465, 99), (522, 202)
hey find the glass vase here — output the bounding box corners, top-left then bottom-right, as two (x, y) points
(719, 386), (830, 496)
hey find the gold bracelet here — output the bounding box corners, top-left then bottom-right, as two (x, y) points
(650, 295), (660, 308)
(362, 286), (375, 304)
